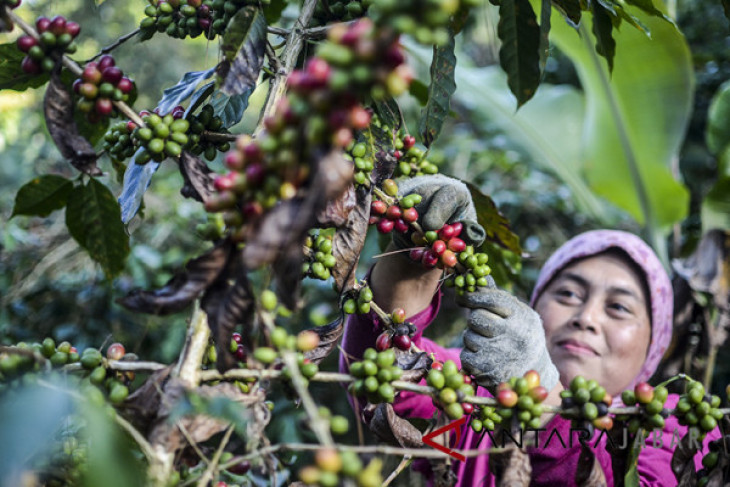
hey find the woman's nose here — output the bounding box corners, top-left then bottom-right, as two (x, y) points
(571, 300), (601, 333)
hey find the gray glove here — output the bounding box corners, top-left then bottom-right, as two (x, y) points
(393, 175), (486, 249)
(458, 278), (560, 392)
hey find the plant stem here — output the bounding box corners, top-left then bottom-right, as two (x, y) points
(174, 302), (210, 387)
(84, 28), (142, 63)
(258, 0), (318, 128)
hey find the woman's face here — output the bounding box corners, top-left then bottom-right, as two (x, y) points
(534, 253), (651, 397)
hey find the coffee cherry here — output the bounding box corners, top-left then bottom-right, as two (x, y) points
(392, 334), (411, 350)
(375, 332), (392, 351)
(106, 343), (126, 361)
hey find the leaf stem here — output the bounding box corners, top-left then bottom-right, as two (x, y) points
(83, 28), (142, 63)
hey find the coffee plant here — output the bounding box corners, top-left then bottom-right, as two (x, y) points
(2, 0), (729, 486)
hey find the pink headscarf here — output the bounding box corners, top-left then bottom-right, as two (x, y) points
(529, 230), (673, 390)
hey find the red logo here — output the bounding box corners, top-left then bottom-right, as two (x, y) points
(422, 416), (467, 461)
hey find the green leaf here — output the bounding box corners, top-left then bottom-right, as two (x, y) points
(409, 79), (429, 106)
(373, 97), (402, 131)
(119, 149), (161, 223)
(538, 0), (551, 74)
(263, 0), (287, 25)
(66, 178), (130, 278)
(552, 0), (582, 28)
(217, 6), (266, 96)
(418, 31), (457, 147)
(0, 43), (50, 91)
(156, 68), (215, 116)
(209, 90), (250, 128)
(706, 80), (730, 155)
(590, 2), (617, 72)
(623, 434), (642, 487)
(624, 0), (674, 23)
(464, 181), (522, 255)
(542, 0), (692, 246)
(497, 0), (542, 107)
(702, 177), (730, 232)
(12, 175), (73, 218)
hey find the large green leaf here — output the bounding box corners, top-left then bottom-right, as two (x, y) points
(706, 80), (730, 155)
(536, 0), (693, 252)
(497, 0), (542, 107)
(590, 2), (616, 72)
(11, 175), (73, 218)
(418, 31), (457, 147)
(66, 178), (130, 278)
(552, 0), (581, 27)
(0, 43), (50, 91)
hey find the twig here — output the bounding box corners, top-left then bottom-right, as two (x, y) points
(258, 0), (318, 128)
(201, 130), (238, 143)
(382, 456), (412, 487)
(175, 303), (210, 387)
(266, 21), (352, 40)
(260, 309), (335, 447)
(3, 8), (145, 128)
(84, 28), (142, 63)
(196, 425), (235, 487)
(265, 41), (283, 73)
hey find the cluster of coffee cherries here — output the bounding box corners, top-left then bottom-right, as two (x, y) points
(139, 0), (256, 40)
(17, 15), (80, 74)
(312, 0), (368, 25)
(393, 143), (440, 177)
(342, 284), (373, 315)
(313, 406), (350, 436)
(370, 180), (420, 234)
(349, 347), (402, 404)
(253, 327), (321, 386)
(39, 433), (89, 487)
(674, 380), (722, 438)
(470, 406), (503, 433)
(73, 56), (134, 122)
(495, 370), (548, 430)
(375, 307), (416, 351)
(617, 382), (669, 433)
(298, 449), (382, 487)
(447, 244), (492, 294)
(226, 332), (259, 393)
(103, 121), (136, 161)
(303, 231), (336, 281)
(186, 104), (231, 160)
(0, 337), (79, 380)
(205, 19), (413, 234)
(132, 109), (190, 164)
(427, 359), (475, 420)
(559, 376), (614, 433)
(86, 342), (133, 405)
(368, 0), (482, 46)
(346, 139), (374, 186)
(409, 222), (466, 269)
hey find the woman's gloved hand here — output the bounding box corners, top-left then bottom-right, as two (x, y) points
(458, 277), (560, 392)
(393, 175), (486, 250)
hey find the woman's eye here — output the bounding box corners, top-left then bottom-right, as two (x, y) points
(555, 288), (579, 300)
(609, 302), (630, 313)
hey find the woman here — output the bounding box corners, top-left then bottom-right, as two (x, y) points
(340, 176), (718, 486)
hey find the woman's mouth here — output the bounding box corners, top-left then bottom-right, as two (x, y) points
(557, 338), (599, 356)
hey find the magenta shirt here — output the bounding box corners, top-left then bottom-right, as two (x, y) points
(339, 290), (720, 486)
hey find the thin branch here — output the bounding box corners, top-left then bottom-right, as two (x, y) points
(382, 456), (412, 487)
(201, 130), (238, 143)
(175, 303), (210, 387)
(84, 28), (142, 63)
(196, 425), (235, 487)
(266, 21), (352, 40)
(258, 0), (318, 128)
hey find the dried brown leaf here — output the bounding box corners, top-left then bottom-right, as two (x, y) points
(369, 403), (423, 448)
(303, 317), (344, 364)
(395, 349), (431, 376)
(118, 239), (233, 315)
(317, 183), (356, 227)
(179, 151), (215, 203)
(430, 460), (458, 487)
(44, 72), (100, 176)
(672, 432), (699, 483)
(119, 366), (173, 434)
(331, 186), (371, 294)
(575, 444), (608, 486)
(489, 444), (531, 487)
(370, 146), (397, 186)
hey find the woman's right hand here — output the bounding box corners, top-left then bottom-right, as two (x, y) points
(458, 278), (560, 392)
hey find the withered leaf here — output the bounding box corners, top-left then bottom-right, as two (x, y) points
(217, 6), (266, 97)
(371, 146), (397, 186)
(331, 186), (371, 294)
(179, 151), (215, 203)
(117, 239), (233, 315)
(489, 444), (531, 487)
(672, 229), (730, 309)
(272, 241), (304, 310)
(671, 432), (699, 483)
(395, 348), (431, 377)
(369, 403), (423, 448)
(317, 184), (356, 228)
(465, 181), (522, 255)
(212, 274), (255, 373)
(242, 149), (352, 269)
(119, 366), (173, 434)
(44, 71), (100, 176)
(303, 317), (344, 364)
(575, 444), (607, 486)
(431, 460), (458, 487)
